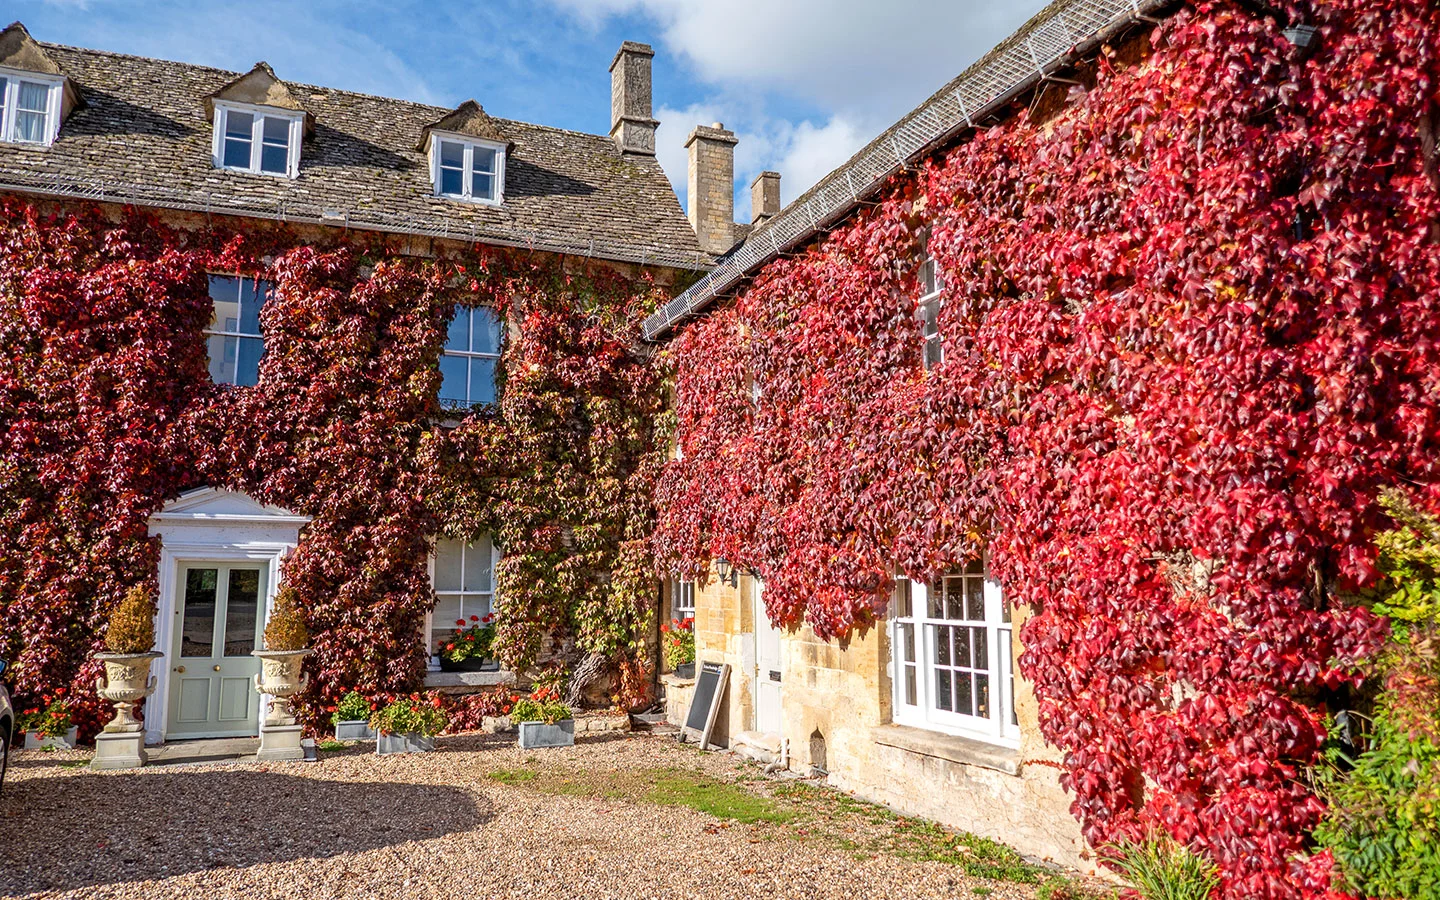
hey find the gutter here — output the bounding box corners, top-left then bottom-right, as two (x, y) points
(642, 0), (1174, 340)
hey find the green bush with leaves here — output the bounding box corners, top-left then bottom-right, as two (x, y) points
(1102, 837), (1219, 900)
(105, 585), (157, 654)
(509, 690), (572, 725)
(331, 691), (371, 725)
(1314, 490), (1440, 900)
(370, 694), (447, 737)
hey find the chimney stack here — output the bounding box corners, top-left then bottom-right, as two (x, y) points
(750, 170), (780, 225)
(686, 122), (738, 255)
(610, 41), (657, 155)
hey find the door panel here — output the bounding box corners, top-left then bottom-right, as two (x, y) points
(754, 579), (783, 735)
(168, 563), (267, 739)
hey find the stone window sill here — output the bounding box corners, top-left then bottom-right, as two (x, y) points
(423, 669), (516, 689)
(661, 673), (696, 687)
(870, 723), (1020, 775)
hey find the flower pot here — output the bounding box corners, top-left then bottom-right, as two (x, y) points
(94, 651), (163, 733)
(334, 719), (375, 741)
(438, 655), (498, 673)
(252, 648), (313, 726)
(517, 719), (575, 749)
(376, 732), (435, 755)
(24, 726), (79, 750)
(673, 662), (695, 679)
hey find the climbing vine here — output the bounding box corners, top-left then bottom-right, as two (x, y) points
(0, 198), (671, 735)
(653, 2), (1438, 898)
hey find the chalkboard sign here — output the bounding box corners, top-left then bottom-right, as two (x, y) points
(682, 661), (729, 749)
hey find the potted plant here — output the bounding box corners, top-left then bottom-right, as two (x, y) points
(371, 693), (447, 754)
(20, 695), (79, 750)
(511, 688), (575, 749)
(252, 586), (312, 761)
(92, 585), (162, 769)
(662, 616), (696, 679)
(437, 614), (499, 672)
(331, 690), (375, 741)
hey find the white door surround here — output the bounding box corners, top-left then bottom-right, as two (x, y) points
(753, 579), (783, 736)
(146, 487), (310, 745)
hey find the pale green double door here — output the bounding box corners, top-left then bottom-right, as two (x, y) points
(167, 563), (267, 739)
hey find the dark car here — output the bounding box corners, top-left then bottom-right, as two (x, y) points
(0, 660), (12, 794)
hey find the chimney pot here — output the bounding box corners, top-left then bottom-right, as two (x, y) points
(610, 41), (657, 155)
(685, 124), (739, 256)
(750, 170), (781, 225)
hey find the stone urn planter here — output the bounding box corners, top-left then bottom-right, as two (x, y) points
(92, 650), (162, 770)
(252, 648), (312, 762)
(24, 726), (79, 751)
(376, 732), (435, 755)
(517, 719), (575, 749)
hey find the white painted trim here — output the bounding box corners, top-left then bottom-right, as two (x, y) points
(427, 130), (506, 206)
(0, 66), (65, 146)
(211, 99), (304, 179)
(146, 489), (309, 744)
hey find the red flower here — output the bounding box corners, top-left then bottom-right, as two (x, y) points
(455, 619), (466, 627)
(660, 623), (669, 633)
(470, 614), (480, 621)
(482, 613), (494, 623)
(465, 634), (475, 642)
(445, 643), (456, 651)
(430, 695), (444, 708)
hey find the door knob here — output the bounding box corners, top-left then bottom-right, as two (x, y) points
(213, 665), (222, 672)
(175, 665), (186, 673)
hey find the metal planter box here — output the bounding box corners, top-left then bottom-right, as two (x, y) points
(375, 732), (435, 755)
(24, 727), (79, 750)
(517, 719), (575, 749)
(334, 720), (375, 741)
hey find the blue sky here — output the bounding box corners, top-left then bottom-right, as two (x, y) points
(13, 0), (1046, 219)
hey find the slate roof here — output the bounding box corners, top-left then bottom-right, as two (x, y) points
(0, 42), (707, 269)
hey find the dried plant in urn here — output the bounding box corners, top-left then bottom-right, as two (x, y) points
(263, 585), (309, 651)
(253, 585), (312, 745)
(94, 585), (162, 736)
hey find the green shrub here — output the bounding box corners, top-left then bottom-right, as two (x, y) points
(1314, 490), (1440, 900)
(263, 585), (309, 651)
(1101, 837), (1219, 900)
(370, 695), (447, 737)
(510, 690), (572, 725)
(331, 691), (371, 725)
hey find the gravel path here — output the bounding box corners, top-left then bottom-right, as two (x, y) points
(1, 732), (1060, 900)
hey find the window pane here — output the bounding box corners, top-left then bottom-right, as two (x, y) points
(236, 337), (263, 386)
(181, 568), (218, 657)
(954, 625), (970, 667)
(463, 536), (492, 592)
(924, 337), (943, 370)
(468, 356), (497, 405)
(957, 672), (974, 716)
(260, 143), (288, 174)
(15, 111), (46, 143)
(238, 279), (264, 335)
(433, 593), (462, 629)
(894, 578), (911, 618)
(225, 110), (254, 139)
(223, 136), (251, 168)
(446, 308), (471, 352)
(206, 334), (235, 384)
(900, 622), (914, 664)
(473, 147), (496, 174)
(18, 81), (48, 113)
(440, 167), (463, 195)
(223, 568), (260, 657)
(262, 116), (289, 144)
(928, 582), (944, 618)
(936, 669), (952, 712)
(904, 666), (917, 706)
(439, 354), (468, 405)
(472, 307), (503, 354)
(471, 172), (493, 200)
(434, 539), (463, 592)
(935, 625), (951, 666)
(0, 78), (7, 135)
(975, 674), (990, 719)
(439, 140), (464, 167)
(972, 625), (988, 669)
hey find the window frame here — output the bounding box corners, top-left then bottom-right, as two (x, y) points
(210, 100), (304, 178)
(439, 305), (504, 409)
(668, 576), (695, 622)
(203, 274), (270, 387)
(428, 131), (506, 206)
(916, 252), (945, 372)
(425, 536), (501, 668)
(889, 560), (1020, 748)
(0, 67), (63, 146)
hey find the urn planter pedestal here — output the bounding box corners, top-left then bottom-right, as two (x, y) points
(517, 719), (575, 749)
(252, 648), (312, 762)
(91, 650), (162, 770)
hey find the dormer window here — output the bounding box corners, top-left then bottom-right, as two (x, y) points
(212, 102), (303, 177)
(431, 135), (505, 204)
(418, 101), (510, 207)
(0, 69), (64, 145)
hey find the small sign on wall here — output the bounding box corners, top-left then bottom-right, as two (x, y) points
(681, 660), (729, 750)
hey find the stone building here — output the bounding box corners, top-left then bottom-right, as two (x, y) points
(0, 20), (713, 746)
(645, 0), (1186, 874)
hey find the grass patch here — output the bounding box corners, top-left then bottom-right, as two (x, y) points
(488, 768), (539, 785)
(883, 819), (1044, 883)
(317, 739), (346, 752)
(647, 771), (794, 824)
(1037, 875), (1109, 900)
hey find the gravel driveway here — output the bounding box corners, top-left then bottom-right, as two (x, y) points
(1, 732), (1077, 900)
